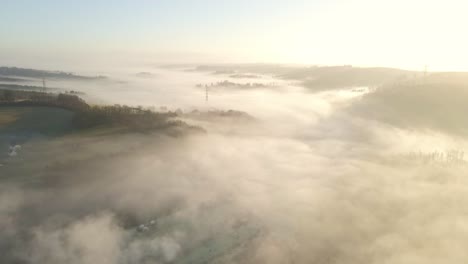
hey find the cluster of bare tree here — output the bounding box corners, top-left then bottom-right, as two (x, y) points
(196, 80), (276, 89)
(407, 150), (465, 164)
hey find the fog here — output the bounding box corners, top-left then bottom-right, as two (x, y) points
(2, 64), (468, 263)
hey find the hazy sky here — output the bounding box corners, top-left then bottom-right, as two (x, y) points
(1, 0), (468, 70)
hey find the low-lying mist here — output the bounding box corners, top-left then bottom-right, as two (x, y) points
(1, 64), (468, 263)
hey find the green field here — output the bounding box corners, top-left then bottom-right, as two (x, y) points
(0, 106), (74, 135)
(0, 106), (75, 166)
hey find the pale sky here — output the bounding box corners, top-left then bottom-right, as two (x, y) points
(1, 0), (467, 70)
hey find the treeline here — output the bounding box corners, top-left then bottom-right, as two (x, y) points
(74, 106), (204, 133)
(0, 89), (203, 133)
(73, 105), (184, 130)
(0, 89), (89, 112)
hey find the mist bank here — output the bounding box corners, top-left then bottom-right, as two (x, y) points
(2, 62), (468, 263)
(3, 110), (468, 264)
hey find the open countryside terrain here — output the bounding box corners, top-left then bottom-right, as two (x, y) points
(1, 64), (468, 263)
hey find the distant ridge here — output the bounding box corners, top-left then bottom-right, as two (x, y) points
(0, 66), (106, 80)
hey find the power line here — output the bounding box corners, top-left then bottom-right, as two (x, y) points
(42, 76), (47, 93)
